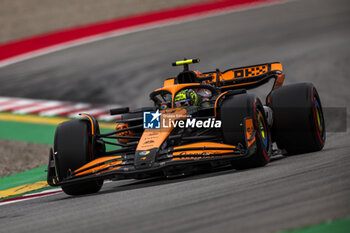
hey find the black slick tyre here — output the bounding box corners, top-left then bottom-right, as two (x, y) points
(268, 83), (325, 154)
(54, 119), (103, 195)
(220, 94), (272, 169)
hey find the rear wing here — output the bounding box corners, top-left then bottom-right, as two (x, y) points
(198, 62), (285, 91)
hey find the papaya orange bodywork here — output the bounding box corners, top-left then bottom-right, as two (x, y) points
(80, 113), (95, 135)
(214, 91), (228, 117)
(205, 62), (283, 86)
(271, 63), (283, 72)
(163, 78), (175, 86)
(245, 118), (255, 147)
(74, 155), (122, 176)
(273, 74), (285, 89)
(48, 61), (292, 189)
(115, 123), (135, 143)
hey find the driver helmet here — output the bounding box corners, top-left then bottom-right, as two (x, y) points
(174, 89), (199, 108)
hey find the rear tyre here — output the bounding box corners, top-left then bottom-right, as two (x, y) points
(268, 83), (325, 154)
(54, 119), (103, 195)
(220, 94), (272, 169)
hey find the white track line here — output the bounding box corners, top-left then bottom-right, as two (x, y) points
(0, 189), (62, 206)
(0, 181), (113, 206)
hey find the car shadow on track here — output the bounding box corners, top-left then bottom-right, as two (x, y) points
(54, 166), (248, 201)
(54, 155), (292, 200)
(101, 153), (330, 196)
(70, 164), (276, 199)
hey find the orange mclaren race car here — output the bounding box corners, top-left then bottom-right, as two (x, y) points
(47, 59), (325, 195)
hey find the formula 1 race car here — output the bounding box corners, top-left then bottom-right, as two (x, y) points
(47, 59), (325, 195)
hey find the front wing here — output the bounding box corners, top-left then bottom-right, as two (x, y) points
(47, 140), (258, 187)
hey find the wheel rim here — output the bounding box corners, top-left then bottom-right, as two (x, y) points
(257, 110), (268, 147)
(314, 98), (325, 137)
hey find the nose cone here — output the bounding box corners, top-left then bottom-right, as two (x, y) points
(134, 108), (187, 170)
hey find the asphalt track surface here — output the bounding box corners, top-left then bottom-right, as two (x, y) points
(1, 0), (350, 232)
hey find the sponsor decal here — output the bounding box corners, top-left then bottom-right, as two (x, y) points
(173, 152), (218, 160)
(139, 151), (150, 156)
(234, 65), (269, 78)
(148, 132), (159, 136)
(179, 152), (211, 156)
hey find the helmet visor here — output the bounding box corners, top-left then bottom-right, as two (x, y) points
(175, 99), (191, 108)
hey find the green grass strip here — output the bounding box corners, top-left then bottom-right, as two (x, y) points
(0, 120), (56, 145)
(279, 217), (350, 233)
(0, 166), (47, 190)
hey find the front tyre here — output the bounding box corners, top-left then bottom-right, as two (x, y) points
(220, 94), (272, 169)
(54, 119), (103, 195)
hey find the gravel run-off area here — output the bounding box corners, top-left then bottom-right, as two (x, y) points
(0, 139), (51, 177)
